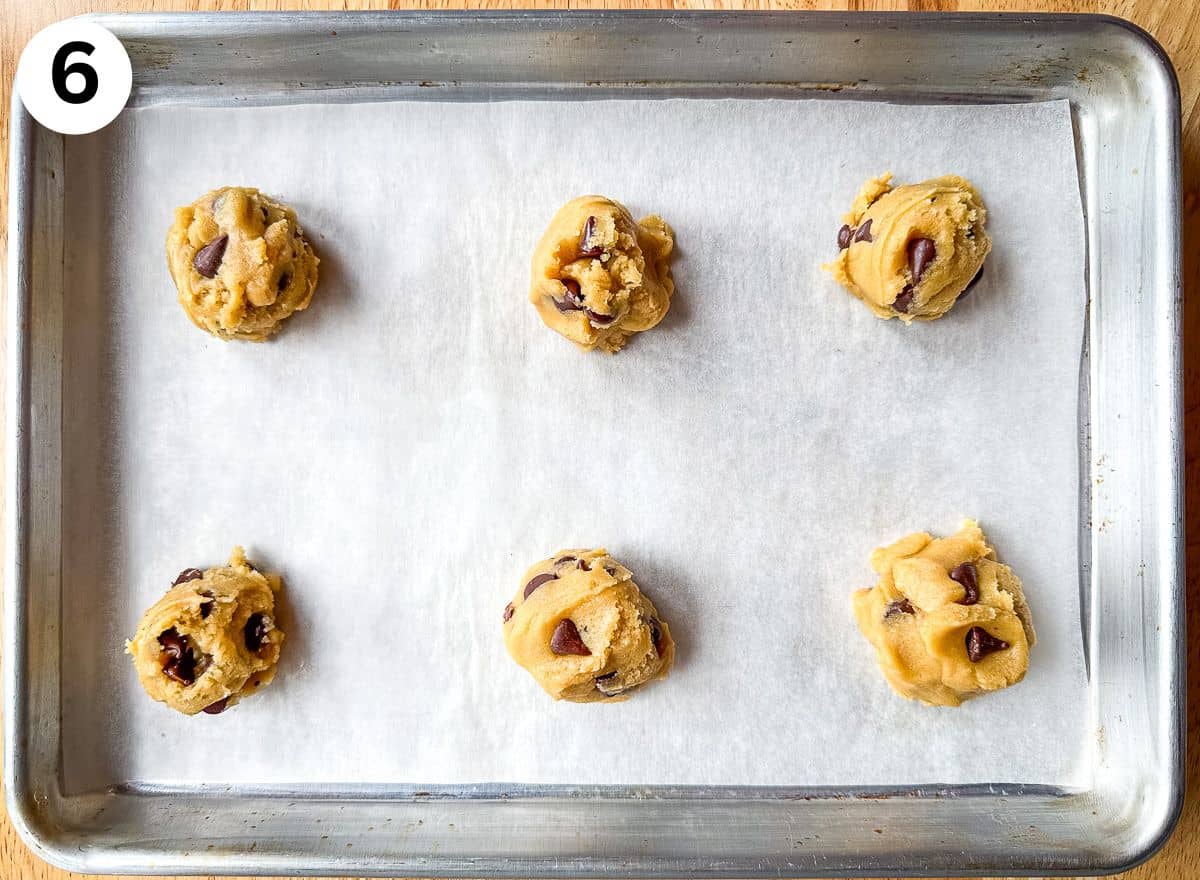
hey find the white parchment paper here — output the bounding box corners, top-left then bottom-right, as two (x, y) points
(60, 98), (1090, 791)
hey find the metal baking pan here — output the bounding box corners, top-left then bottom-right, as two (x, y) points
(4, 10), (1182, 877)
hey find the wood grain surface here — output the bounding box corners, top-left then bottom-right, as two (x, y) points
(0, 0), (1196, 878)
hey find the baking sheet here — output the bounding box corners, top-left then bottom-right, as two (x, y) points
(59, 97), (1088, 791)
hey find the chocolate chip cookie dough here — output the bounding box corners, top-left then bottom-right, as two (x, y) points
(166, 186), (319, 340)
(852, 520), (1035, 707)
(530, 196), (675, 353)
(825, 174), (990, 322)
(503, 548), (675, 702)
(126, 547), (285, 715)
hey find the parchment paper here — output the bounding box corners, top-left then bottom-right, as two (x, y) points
(60, 98), (1090, 791)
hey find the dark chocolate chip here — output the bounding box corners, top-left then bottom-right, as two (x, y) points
(158, 628), (197, 685)
(202, 697), (230, 715)
(523, 571), (558, 599)
(950, 562), (980, 606)
(173, 568), (203, 587)
(884, 599), (915, 618)
(648, 618), (665, 655)
(893, 285), (914, 314)
(908, 237), (936, 283)
(243, 613), (270, 652)
(604, 564), (617, 576)
(965, 626), (1009, 662)
(595, 671), (624, 697)
(502, 602), (514, 623)
(555, 555), (578, 566)
(553, 278), (585, 312)
(585, 309), (615, 327)
(854, 218), (873, 243)
(199, 596), (214, 619)
(579, 215), (605, 258)
(550, 618), (591, 655)
(193, 234), (229, 278)
(578, 558), (591, 571)
(837, 224), (853, 250)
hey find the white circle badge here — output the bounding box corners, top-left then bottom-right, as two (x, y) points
(16, 19), (132, 135)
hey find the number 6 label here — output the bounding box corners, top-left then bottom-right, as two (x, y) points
(17, 20), (132, 135)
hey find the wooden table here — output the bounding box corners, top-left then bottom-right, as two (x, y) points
(1, 0), (1196, 878)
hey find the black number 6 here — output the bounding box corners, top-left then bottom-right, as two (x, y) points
(52, 41), (99, 105)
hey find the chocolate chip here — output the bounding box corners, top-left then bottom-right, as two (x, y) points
(553, 278), (585, 312)
(157, 628), (188, 660)
(908, 237), (936, 283)
(550, 618), (591, 656)
(854, 219), (873, 243)
(893, 285), (914, 314)
(585, 309), (615, 327)
(202, 697), (230, 715)
(604, 564), (617, 576)
(173, 568), (203, 587)
(555, 555), (577, 566)
(243, 613), (270, 652)
(837, 224), (853, 250)
(965, 626), (1009, 662)
(523, 571), (558, 599)
(578, 558), (591, 571)
(158, 628), (197, 685)
(950, 562), (980, 605)
(595, 671), (624, 697)
(199, 593), (215, 619)
(648, 618), (665, 655)
(959, 265), (985, 300)
(502, 602), (514, 623)
(193, 234), (228, 278)
(579, 215), (604, 258)
(884, 599), (915, 618)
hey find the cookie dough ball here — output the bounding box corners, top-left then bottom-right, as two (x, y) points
(825, 174), (990, 322)
(126, 547), (285, 715)
(852, 520), (1035, 707)
(503, 548), (675, 702)
(166, 186), (319, 340)
(530, 196), (675, 353)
